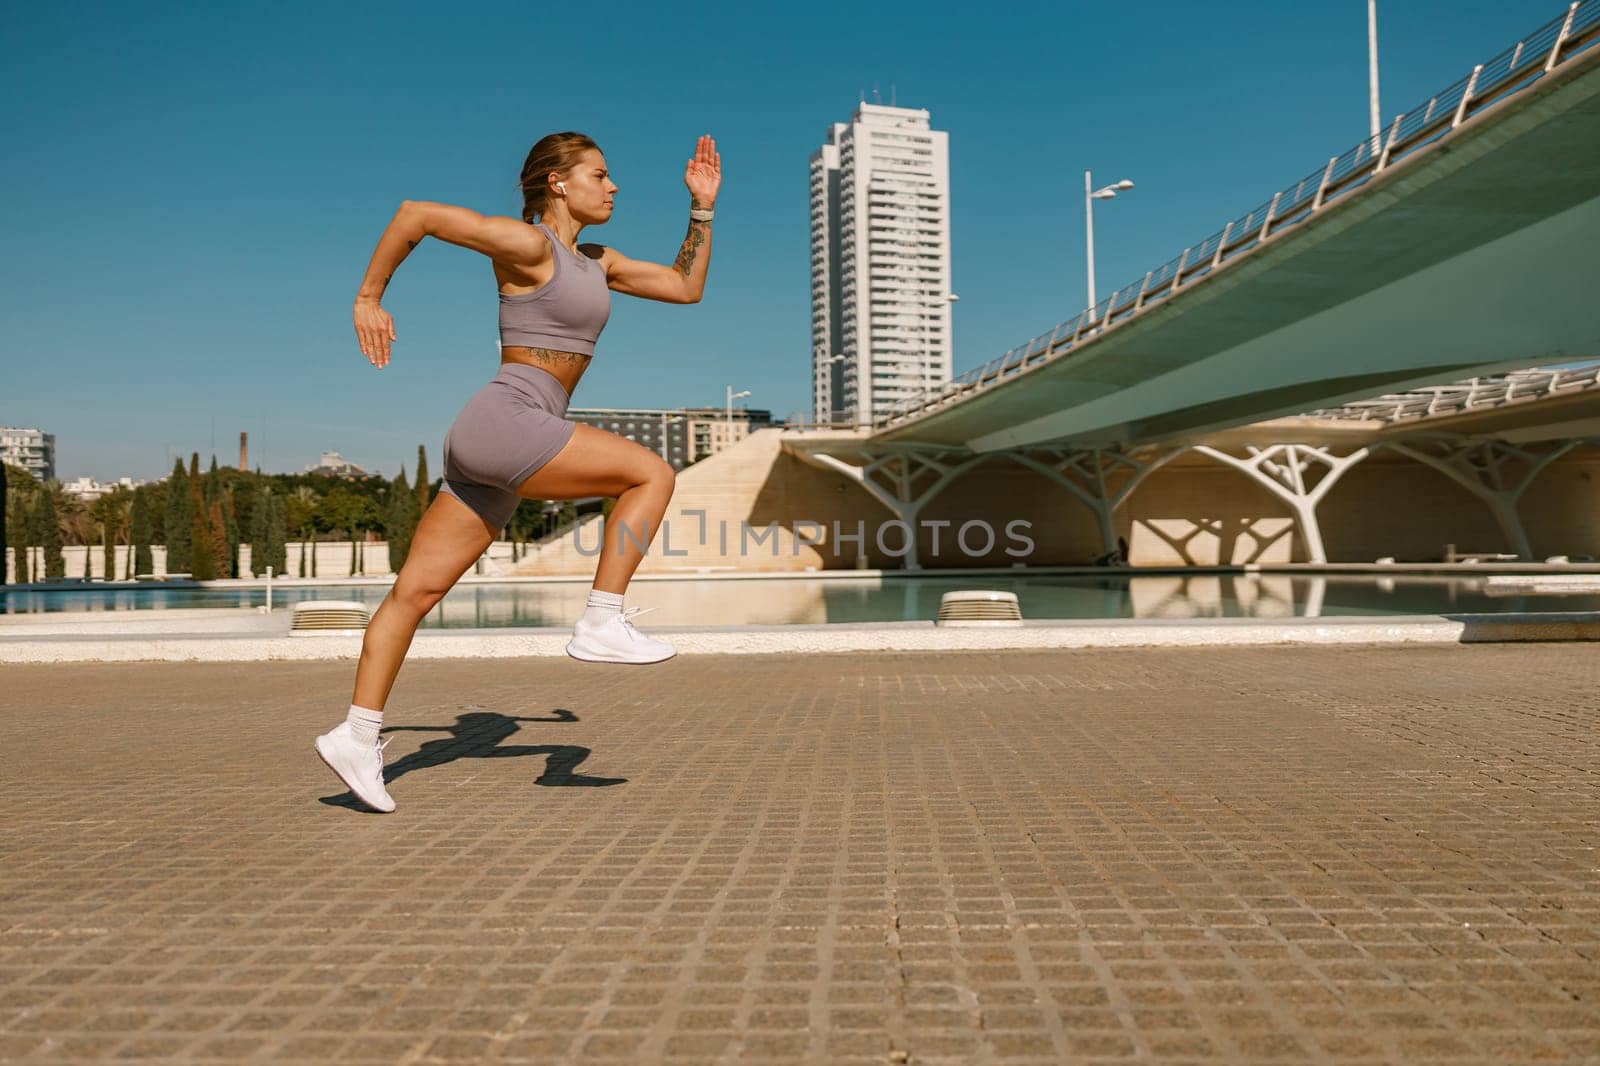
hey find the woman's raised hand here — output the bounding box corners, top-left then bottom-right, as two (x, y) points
(354, 299), (397, 369)
(684, 134), (721, 207)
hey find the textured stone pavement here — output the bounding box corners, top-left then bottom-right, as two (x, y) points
(2, 645), (1599, 1064)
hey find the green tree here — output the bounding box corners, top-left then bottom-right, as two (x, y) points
(89, 492), (121, 581)
(0, 462), (7, 585)
(187, 453), (215, 581)
(207, 498), (229, 580)
(35, 489), (64, 581)
(223, 488), (240, 578)
(266, 492), (288, 575)
(508, 498), (546, 562)
(130, 489), (153, 578)
(385, 466), (420, 572)
(414, 445), (431, 513)
(290, 486), (321, 577)
(99, 514), (113, 580)
(12, 522), (27, 584)
(113, 488), (134, 580)
(8, 465), (36, 584)
(163, 457), (190, 574)
(102, 489), (130, 579)
(247, 485), (268, 577)
(316, 488), (381, 576)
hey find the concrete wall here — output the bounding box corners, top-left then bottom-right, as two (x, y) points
(509, 432), (1600, 573)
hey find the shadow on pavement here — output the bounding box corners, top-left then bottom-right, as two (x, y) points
(318, 707), (626, 809)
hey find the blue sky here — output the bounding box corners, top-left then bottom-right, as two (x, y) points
(2, 0), (1569, 481)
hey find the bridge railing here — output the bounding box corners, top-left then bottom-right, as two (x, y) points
(876, 0), (1600, 431)
(1302, 364), (1600, 424)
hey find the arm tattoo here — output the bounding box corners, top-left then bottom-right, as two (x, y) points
(380, 241), (419, 293)
(673, 220), (711, 278)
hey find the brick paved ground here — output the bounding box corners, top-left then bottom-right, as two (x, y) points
(2, 645), (1599, 1064)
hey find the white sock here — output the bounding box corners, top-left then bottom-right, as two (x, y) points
(581, 587), (624, 625)
(346, 704), (383, 747)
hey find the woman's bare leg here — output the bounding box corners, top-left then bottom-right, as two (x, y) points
(351, 493), (494, 710)
(514, 424), (675, 593)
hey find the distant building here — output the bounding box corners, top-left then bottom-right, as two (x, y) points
(1, 426), (57, 482)
(566, 406), (775, 469)
(810, 103), (953, 426)
(63, 475), (148, 501)
(304, 450), (369, 478)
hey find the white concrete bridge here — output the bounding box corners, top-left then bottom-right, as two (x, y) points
(868, 1), (1600, 451)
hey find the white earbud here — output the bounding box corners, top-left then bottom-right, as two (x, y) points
(556, 181), (567, 195)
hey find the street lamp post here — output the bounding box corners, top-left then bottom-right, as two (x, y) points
(725, 385), (751, 431)
(914, 293), (960, 391)
(1084, 171), (1134, 322)
(814, 349), (845, 428)
(1368, 0), (1382, 154)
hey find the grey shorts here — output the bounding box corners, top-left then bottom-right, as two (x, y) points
(440, 362), (577, 530)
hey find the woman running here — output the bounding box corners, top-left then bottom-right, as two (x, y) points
(315, 131), (721, 813)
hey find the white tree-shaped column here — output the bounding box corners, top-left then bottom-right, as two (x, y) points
(1008, 446), (1182, 557)
(1190, 444), (1372, 564)
(1383, 437), (1582, 560)
(793, 445), (987, 570)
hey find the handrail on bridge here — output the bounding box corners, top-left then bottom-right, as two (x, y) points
(875, 0), (1600, 431)
(1302, 364), (1600, 424)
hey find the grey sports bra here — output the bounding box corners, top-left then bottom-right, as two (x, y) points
(498, 223), (612, 356)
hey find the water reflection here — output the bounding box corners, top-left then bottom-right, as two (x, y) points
(5, 572), (1594, 626)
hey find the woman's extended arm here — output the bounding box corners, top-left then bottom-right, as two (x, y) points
(353, 201), (549, 367)
(596, 135), (722, 305)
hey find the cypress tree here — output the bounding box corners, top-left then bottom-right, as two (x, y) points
(306, 505), (318, 578)
(202, 457), (220, 563)
(267, 493), (288, 575)
(101, 515), (114, 582)
(208, 499), (229, 580)
(36, 491), (64, 581)
(223, 488), (240, 578)
(10, 480), (31, 584)
(131, 491), (153, 578)
(248, 486), (269, 577)
(387, 466), (413, 572)
(414, 445), (430, 513)
(188, 454), (215, 580)
(0, 462), (6, 585)
(164, 457), (190, 573)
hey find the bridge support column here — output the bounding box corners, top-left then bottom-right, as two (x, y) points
(1009, 446), (1182, 558)
(1192, 445), (1371, 564)
(794, 446), (986, 570)
(1383, 438), (1581, 560)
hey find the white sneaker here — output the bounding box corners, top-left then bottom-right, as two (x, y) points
(566, 606), (677, 664)
(314, 722), (396, 813)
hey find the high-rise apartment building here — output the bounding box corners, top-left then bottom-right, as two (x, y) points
(0, 426), (56, 482)
(810, 103), (952, 426)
